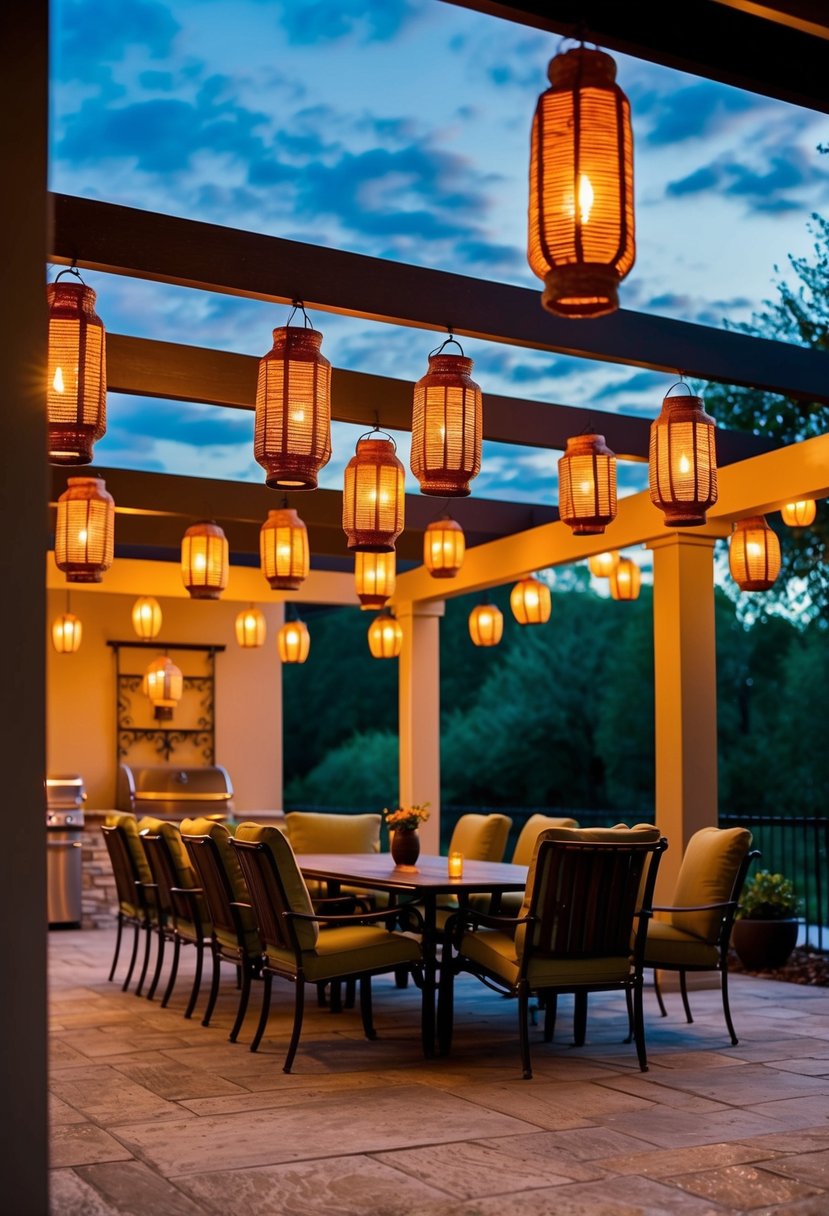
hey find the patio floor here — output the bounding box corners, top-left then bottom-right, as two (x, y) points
(49, 928), (829, 1215)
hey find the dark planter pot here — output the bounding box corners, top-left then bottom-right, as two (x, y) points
(390, 828), (420, 870)
(732, 918), (798, 971)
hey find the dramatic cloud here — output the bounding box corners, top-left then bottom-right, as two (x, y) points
(636, 80), (757, 146)
(55, 0), (180, 77)
(667, 145), (826, 215)
(277, 0), (422, 45)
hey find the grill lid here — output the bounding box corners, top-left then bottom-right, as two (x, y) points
(117, 764), (234, 815)
(46, 773), (86, 808)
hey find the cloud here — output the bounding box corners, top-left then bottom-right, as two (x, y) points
(666, 144), (827, 216)
(638, 81), (757, 146)
(277, 0), (422, 45)
(56, 0), (180, 78)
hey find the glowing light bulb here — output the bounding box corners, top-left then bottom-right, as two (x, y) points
(578, 174), (594, 224)
(678, 454), (691, 475)
(53, 367), (65, 393)
(77, 529), (88, 544)
(193, 552), (207, 572)
(292, 409), (305, 424)
(747, 542), (762, 558)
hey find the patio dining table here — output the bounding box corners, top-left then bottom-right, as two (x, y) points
(296, 852), (528, 1057)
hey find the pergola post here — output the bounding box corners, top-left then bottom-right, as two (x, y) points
(648, 533), (719, 900)
(397, 600), (444, 853)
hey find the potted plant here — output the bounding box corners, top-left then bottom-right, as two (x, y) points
(732, 870), (799, 970)
(383, 803), (430, 870)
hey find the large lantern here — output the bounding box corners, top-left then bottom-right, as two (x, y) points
(278, 619), (311, 664)
(235, 607), (266, 648)
(649, 385), (718, 526)
(729, 516), (781, 592)
(528, 45), (635, 318)
(144, 656), (183, 721)
(510, 576), (552, 625)
(411, 338), (482, 496)
(609, 557), (641, 602)
(781, 500), (816, 527)
(132, 596), (162, 641)
(469, 603), (503, 648)
(254, 311), (332, 490)
(54, 476), (115, 584)
(342, 430), (405, 552)
(558, 432), (617, 535)
(588, 550), (619, 578)
(354, 551), (396, 611)
(259, 508), (309, 591)
(46, 270), (106, 465)
(424, 516), (465, 579)
(52, 613), (82, 654)
(367, 613), (403, 659)
(181, 521), (228, 600)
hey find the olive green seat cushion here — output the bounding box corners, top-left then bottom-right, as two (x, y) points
(137, 816), (210, 935)
(180, 816), (260, 956)
(104, 812), (153, 919)
(236, 821), (319, 950)
(488, 815), (580, 917)
(460, 927), (633, 990)
(284, 811), (381, 900)
(644, 920), (720, 968)
(449, 813), (512, 863)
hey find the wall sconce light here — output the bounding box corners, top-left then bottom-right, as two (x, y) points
(649, 382), (718, 526)
(355, 551), (396, 611)
(729, 516), (782, 591)
(342, 429), (405, 552)
(558, 432), (617, 535)
(260, 506), (309, 591)
(132, 596), (162, 641)
(181, 521), (228, 600)
(411, 336), (482, 497)
(47, 267), (106, 465)
(54, 476), (115, 584)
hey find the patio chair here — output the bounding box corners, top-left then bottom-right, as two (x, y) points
(439, 825), (667, 1079)
(644, 826), (758, 1045)
(230, 824), (423, 1073)
(448, 813), (512, 863)
(100, 814), (155, 994)
(493, 815), (580, 916)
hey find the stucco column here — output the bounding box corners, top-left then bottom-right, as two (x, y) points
(647, 533), (718, 901)
(396, 600), (444, 853)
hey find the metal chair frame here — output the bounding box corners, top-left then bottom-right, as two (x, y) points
(140, 831), (208, 1019)
(100, 824), (154, 995)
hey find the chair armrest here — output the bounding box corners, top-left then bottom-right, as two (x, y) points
(443, 905), (532, 947)
(652, 901), (735, 913)
(287, 901), (424, 933)
(229, 901), (252, 911)
(170, 886), (204, 897)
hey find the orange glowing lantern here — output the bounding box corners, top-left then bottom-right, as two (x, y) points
(510, 576), (552, 625)
(367, 613), (403, 659)
(354, 551), (396, 611)
(46, 270), (106, 464)
(235, 607), (266, 648)
(181, 521), (228, 600)
(342, 431), (405, 552)
(649, 384), (718, 526)
(558, 432), (617, 535)
(729, 516), (781, 592)
(52, 613), (82, 654)
(424, 516), (465, 579)
(144, 656), (183, 721)
(54, 476), (115, 584)
(132, 596), (162, 641)
(469, 603), (504, 647)
(780, 500), (816, 528)
(411, 338), (482, 496)
(259, 507), (309, 591)
(609, 558), (641, 601)
(588, 550), (619, 578)
(278, 619), (310, 664)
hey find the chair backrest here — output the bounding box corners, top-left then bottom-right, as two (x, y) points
(670, 826), (753, 943)
(449, 813), (512, 862)
(139, 821), (209, 928)
(101, 823), (147, 915)
(104, 812), (152, 886)
(233, 823), (318, 952)
(516, 826), (665, 963)
(510, 814), (579, 866)
(181, 817), (249, 946)
(284, 812), (381, 855)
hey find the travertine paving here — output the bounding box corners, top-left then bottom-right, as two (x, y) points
(49, 929), (829, 1214)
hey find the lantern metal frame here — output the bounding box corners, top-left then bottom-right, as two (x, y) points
(558, 430), (618, 535)
(342, 427), (405, 552)
(47, 265), (107, 465)
(649, 381), (718, 527)
(729, 515), (782, 592)
(410, 336), (482, 497)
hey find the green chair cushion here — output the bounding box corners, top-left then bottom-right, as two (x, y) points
(138, 816), (210, 927)
(180, 817), (260, 956)
(284, 811), (381, 855)
(644, 919), (720, 968)
(236, 821), (318, 950)
(105, 812), (153, 886)
(670, 827), (752, 942)
(460, 927), (631, 990)
(448, 813), (512, 863)
(510, 814), (579, 866)
(265, 924), (421, 983)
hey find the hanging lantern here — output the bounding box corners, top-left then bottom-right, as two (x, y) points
(649, 384), (718, 526)
(132, 596), (162, 641)
(528, 44), (635, 318)
(510, 576), (552, 625)
(588, 550), (619, 578)
(411, 338), (482, 496)
(254, 309), (332, 490)
(278, 619), (311, 664)
(354, 551), (396, 611)
(54, 476), (115, 584)
(609, 558), (641, 602)
(46, 270), (106, 465)
(235, 607), (266, 648)
(342, 430), (405, 552)
(469, 603), (503, 647)
(558, 433), (617, 535)
(729, 516), (781, 592)
(424, 517), (465, 579)
(781, 500), (816, 527)
(52, 613), (82, 654)
(181, 521), (228, 600)
(144, 656), (183, 722)
(259, 508), (309, 591)
(367, 613), (403, 659)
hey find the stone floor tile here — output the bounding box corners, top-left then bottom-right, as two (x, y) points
(179, 1078), (398, 1117)
(744, 1095), (829, 1129)
(760, 1148), (829, 1188)
(628, 1063), (829, 1105)
(765, 1058), (829, 1076)
(49, 1168), (122, 1215)
(444, 1078), (653, 1130)
(51, 1065), (188, 1126)
(593, 1072), (730, 1113)
(76, 1161), (207, 1215)
(50, 1124), (134, 1169)
(736, 1130), (829, 1155)
(50, 1094), (88, 1126)
(668, 1162), (822, 1209)
(600, 1142), (782, 1178)
(111, 1059), (247, 1101)
(476, 1126), (656, 1164)
(372, 1139), (602, 1198)
(598, 1104), (790, 1149)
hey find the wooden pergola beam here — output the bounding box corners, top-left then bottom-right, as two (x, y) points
(51, 194), (829, 404)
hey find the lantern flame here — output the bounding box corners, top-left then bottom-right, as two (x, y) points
(678, 453), (691, 475)
(578, 173), (594, 224)
(53, 367), (65, 393)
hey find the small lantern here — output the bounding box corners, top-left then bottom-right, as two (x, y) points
(424, 516), (465, 579)
(132, 596), (162, 641)
(510, 576), (552, 625)
(144, 656), (183, 722)
(46, 270), (106, 465)
(52, 613), (82, 654)
(355, 551), (396, 611)
(411, 338), (482, 497)
(469, 603), (504, 647)
(528, 45), (635, 318)
(609, 558), (641, 602)
(181, 521), (228, 600)
(259, 508), (309, 591)
(588, 550), (619, 578)
(342, 430), (405, 552)
(649, 384), (718, 526)
(235, 607), (266, 648)
(558, 432), (617, 535)
(367, 613), (403, 659)
(54, 476), (115, 584)
(729, 516), (782, 592)
(254, 310), (332, 490)
(278, 619), (310, 664)
(781, 500), (816, 528)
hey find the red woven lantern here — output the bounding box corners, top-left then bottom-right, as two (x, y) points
(469, 603), (503, 647)
(424, 517), (465, 579)
(47, 272), (106, 465)
(729, 516), (781, 592)
(259, 508), (309, 591)
(781, 500), (816, 527)
(367, 613), (403, 659)
(558, 432), (617, 535)
(355, 552), (396, 611)
(609, 558), (641, 602)
(343, 431), (405, 552)
(649, 385), (718, 526)
(411, 339), (482, 496)
(510, 576), (551, 625)
(181, 521), (228, 600)
(254, 314), (332, 490)
(528, 45), (635, 318)
(54, 476), (115, 584)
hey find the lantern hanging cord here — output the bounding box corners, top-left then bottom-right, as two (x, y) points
(429, 331), (465, 358)
(358, 423), (396, 447)
(432, 497), (454, 523)
(667, 374), (693, 397)
(286, 300), (313, 328)
(54, 260), (87, 286)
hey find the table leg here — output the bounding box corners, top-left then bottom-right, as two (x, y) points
(421, 895), (437, 1058)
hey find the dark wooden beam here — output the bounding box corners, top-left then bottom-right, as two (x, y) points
(439, 0), (829, 113)
(51, 194), (829, 406)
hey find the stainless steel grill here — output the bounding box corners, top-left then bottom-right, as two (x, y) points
(117, 763), (234, 821)
(46, 774), (86, 926)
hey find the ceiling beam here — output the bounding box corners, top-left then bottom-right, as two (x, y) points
(51, 194), (829, 405)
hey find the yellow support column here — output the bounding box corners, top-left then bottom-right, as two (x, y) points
(397, 600), (444, 853)
(648, 534), (718, 901)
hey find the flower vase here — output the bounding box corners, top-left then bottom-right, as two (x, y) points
(391, 828), (420, 871)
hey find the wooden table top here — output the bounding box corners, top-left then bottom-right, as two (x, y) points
(296, 852), (528, 897)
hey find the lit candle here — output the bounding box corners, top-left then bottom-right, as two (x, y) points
(448, 851), (464, 879)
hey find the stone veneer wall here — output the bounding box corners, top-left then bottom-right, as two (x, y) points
(82, 812), (118, 930)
